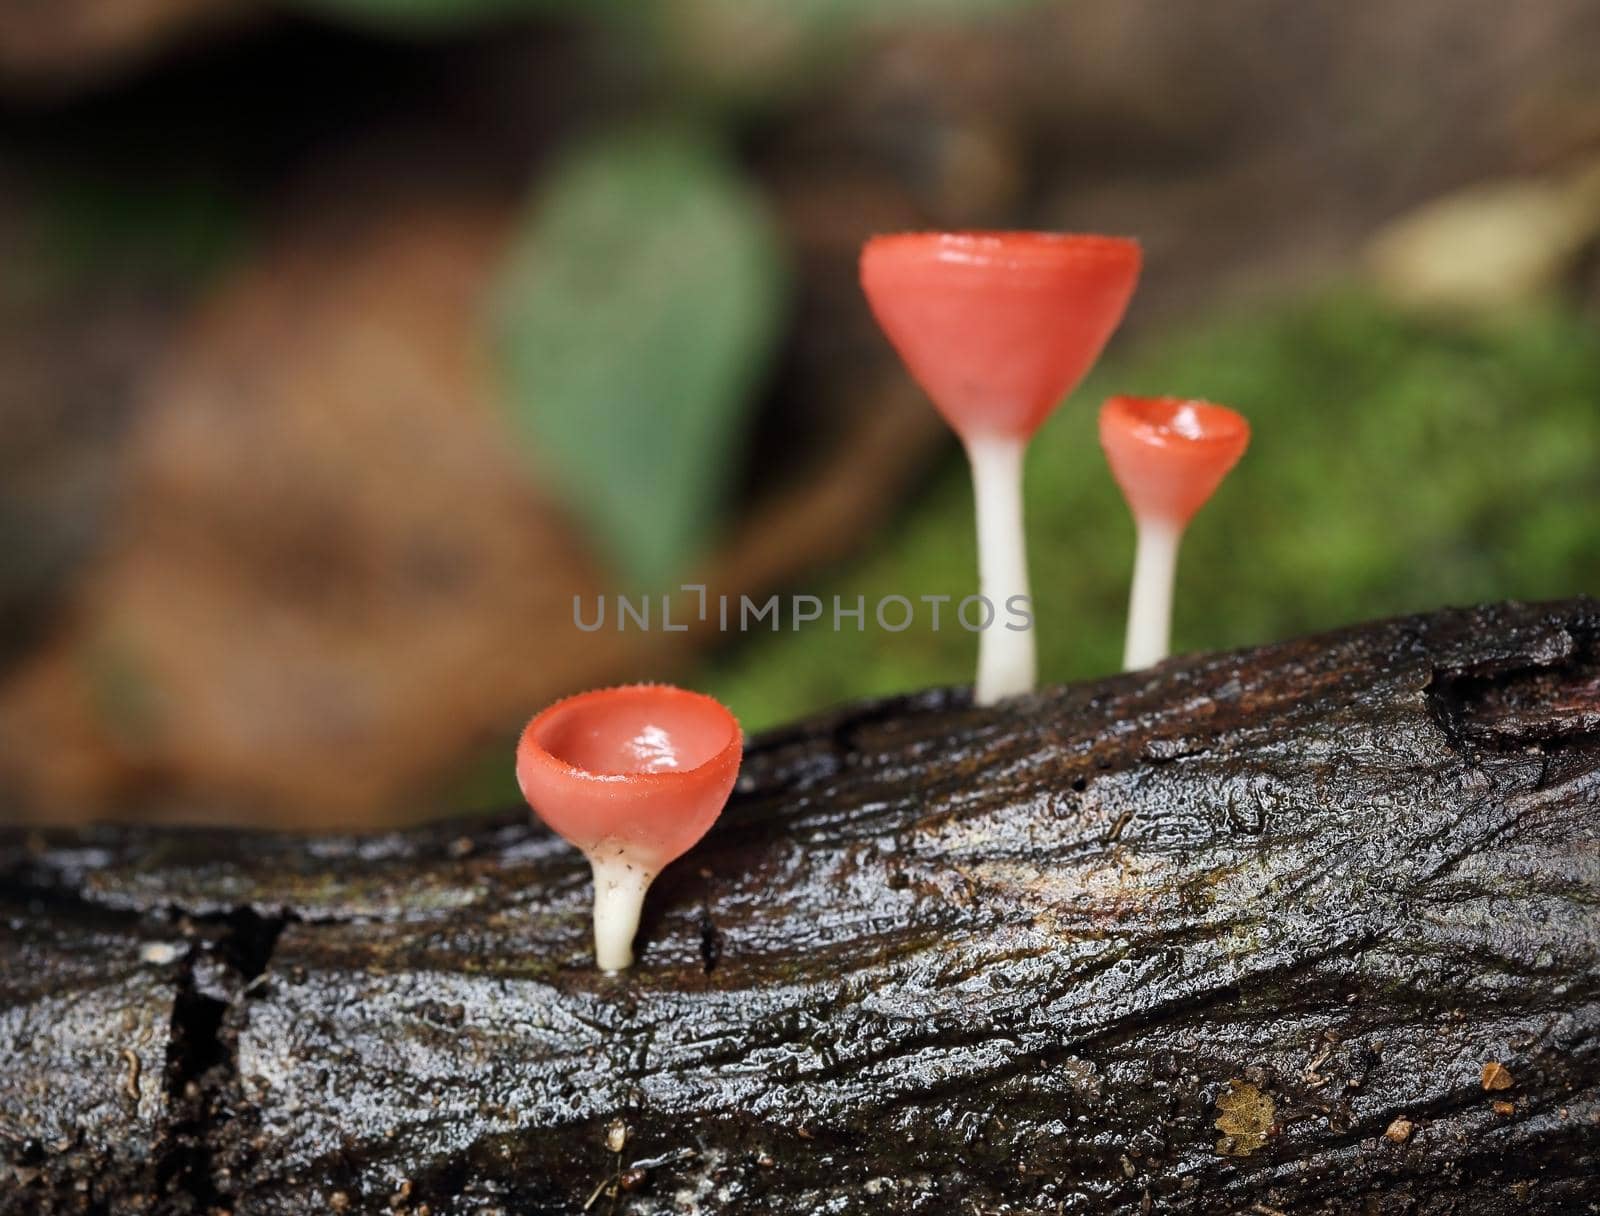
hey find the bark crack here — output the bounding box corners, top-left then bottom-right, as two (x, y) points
(157, 906), (287, 1213)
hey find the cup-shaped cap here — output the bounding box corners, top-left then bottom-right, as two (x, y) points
(1099, 396), (1250, 527)
(516, 685), (742, 872)
(861, 232), (1141, 441)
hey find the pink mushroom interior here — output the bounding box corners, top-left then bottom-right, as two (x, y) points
(533, 688), (735, 777)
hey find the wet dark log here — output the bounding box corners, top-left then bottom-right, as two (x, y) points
(4, 598), (1600, 1215)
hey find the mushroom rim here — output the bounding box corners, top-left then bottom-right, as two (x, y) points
(861, 230), (1142, 272)
(1101, 395), (1251, 452)
(517, 684), (742, 786)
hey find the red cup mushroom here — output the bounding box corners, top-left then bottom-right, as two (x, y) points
(1098, 395), (1250, 669)
(516, 684), (742, 971)
(860, 231), (1141, 704)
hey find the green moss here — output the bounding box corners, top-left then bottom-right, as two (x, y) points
(704, 291), (1600, 731)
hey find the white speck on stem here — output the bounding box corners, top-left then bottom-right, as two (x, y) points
(965, 432), (1034, 705)
(1123, 516), (1183, 670)
(588, 853), (655, 972)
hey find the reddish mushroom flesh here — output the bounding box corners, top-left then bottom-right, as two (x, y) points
(1099, 396), (1250, 669)
(517, 684), (742, 971)
(861, 232), (1141, 703)
(861, 232), (1142, 439)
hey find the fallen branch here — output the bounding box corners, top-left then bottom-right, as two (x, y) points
(3, 598), (1599, 1214)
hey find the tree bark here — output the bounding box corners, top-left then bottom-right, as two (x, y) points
(3, 598), (1599, 1215)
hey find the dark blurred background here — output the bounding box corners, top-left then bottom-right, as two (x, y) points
(3, 0), (1599, 827)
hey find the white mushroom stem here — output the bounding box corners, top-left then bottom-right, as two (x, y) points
(587, 852), (655, 972)
(1123, 516), (1184, 670)
(965, 432), (1036, 706)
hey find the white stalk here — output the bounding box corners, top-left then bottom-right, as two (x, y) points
(965, 433), (1035, 705)
(587, 852), (655, 972)
(1123, 516), (1184, 670)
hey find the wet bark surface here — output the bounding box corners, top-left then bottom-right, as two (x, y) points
(3, 597), (1600, 1215)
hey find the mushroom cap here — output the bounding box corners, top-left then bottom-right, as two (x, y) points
(1099, 395), (1250, 527)
(516, 684), (742, 870)
(860, 232), (1141, 440)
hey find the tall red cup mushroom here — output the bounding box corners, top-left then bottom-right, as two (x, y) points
(861, 232), (1141, 704)
(516, 684), (742, 972)
(1099, 395), (1250, 669)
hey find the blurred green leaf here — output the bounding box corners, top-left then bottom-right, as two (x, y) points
(494, 124), (785, 587)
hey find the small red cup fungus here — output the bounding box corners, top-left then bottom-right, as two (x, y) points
(861, 231), (1141, 704)
(1099, 395), (1250, 669)
(516, 684), (742, 972)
